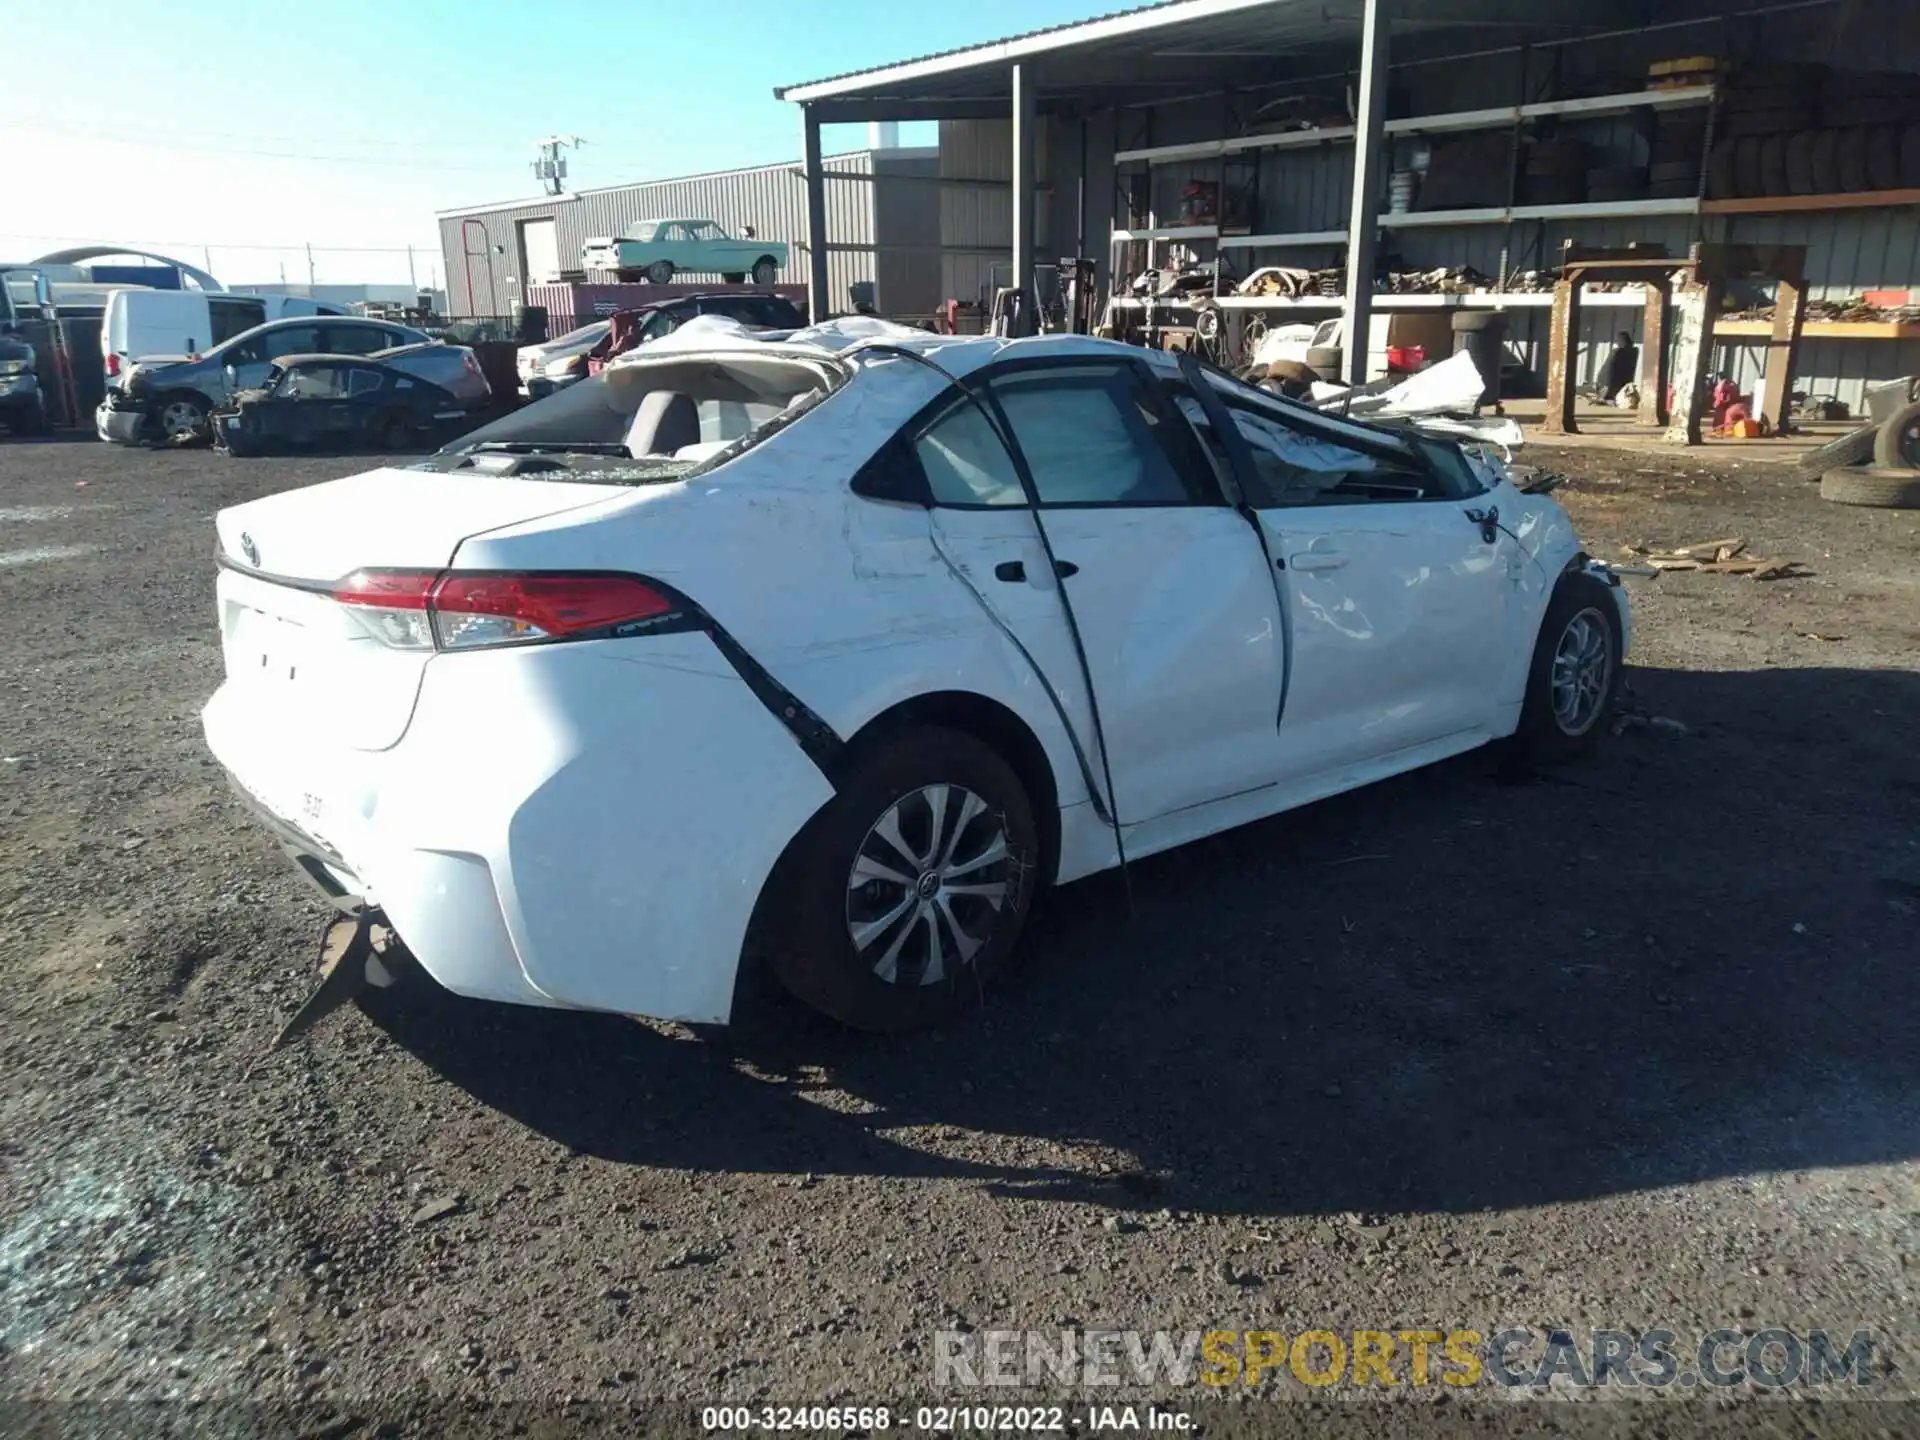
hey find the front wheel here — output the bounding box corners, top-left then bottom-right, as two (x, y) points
(644, 261), (674, 285)
(751, 257), (779, 286)
(1510, 572), (1624, 765)
(6, 396), (48, 436)
(764, 727), (1039, 1031)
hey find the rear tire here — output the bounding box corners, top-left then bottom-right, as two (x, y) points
(763, 727), (1038, 1031)
(375, 410), (412, 451)
(1508, 573), (1624, 767)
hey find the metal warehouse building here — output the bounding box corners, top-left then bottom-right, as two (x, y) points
(778, 0), (1920, 416)
(437, 144), (943, 323)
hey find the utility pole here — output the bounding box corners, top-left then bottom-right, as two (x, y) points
(406, 244), (417, 292)
(306, 242), (316, 293)
(533, 136), (586, 196)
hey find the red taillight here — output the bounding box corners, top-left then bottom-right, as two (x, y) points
(332, 569), (439, 649)
(333, 569), (438, 608)
(105, 352), (121, 378)
(330, 569), (677, 651)
(462, 352), (481, 376)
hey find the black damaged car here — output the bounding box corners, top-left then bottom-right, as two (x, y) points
(213, 353), (474, 457)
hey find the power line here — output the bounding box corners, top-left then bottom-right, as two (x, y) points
(0, 119), (508, 172)
(0, 233), (438, 255)
(0, 109), (513, 160)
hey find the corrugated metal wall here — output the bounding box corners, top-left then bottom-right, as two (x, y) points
(872, 153), (943, 318)
(1067, 0), (1920, 409)
(938, 119), (1054, 308)
(439, 150), (944, 320)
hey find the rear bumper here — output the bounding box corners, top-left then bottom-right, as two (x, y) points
(97, 399), (151, 445)
(204, 632), (835, 1023)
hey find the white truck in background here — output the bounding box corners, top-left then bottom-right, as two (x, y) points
(99, 290), (345, 386)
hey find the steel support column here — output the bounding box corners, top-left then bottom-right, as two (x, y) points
(801, 105), (830, 323)
(1340, 0), (1391, 387)
(1639, 282), (1671, 427)
(1012, 62), (1037, 307)
(1759, 273), (1807, 434)
(1664, 276), (1724, 445)
(1543, 277), (1582, 435)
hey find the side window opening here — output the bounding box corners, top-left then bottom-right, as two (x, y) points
(990, 363), (1217, 507)
(1227, 403), (1435, 505)
(913, 399), (1026, 507)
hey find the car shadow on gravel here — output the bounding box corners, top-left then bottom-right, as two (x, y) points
(361, 662), (1920, 1220)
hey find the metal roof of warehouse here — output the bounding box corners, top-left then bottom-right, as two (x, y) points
(775, 0), (1743, 113)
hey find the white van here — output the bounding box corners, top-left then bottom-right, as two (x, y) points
(99, 290), (345, 385)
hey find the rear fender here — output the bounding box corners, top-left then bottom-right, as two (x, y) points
(379, 638), (834, 1023)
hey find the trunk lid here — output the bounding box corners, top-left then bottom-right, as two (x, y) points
(213, 465), (625, 751)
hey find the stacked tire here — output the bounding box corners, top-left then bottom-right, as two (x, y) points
(1819, 400), (1920, 510)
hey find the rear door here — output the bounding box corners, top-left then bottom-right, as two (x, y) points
(904, 357), (1285, 827)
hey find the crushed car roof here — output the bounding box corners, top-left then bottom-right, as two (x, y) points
(625, 313), (1134, 378)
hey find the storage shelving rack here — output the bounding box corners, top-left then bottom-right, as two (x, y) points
(1107, 82), (1726, 336)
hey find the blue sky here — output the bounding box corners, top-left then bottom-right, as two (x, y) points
(3, 0), (1109, 287)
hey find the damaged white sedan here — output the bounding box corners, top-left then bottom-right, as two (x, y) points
(205, 320), (1628, 1032)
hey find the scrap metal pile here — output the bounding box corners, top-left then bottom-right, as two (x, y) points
(1233, 264), (1499, 299)
(1620, 535), (1809, 580)
(1724, 294), (1920, 325)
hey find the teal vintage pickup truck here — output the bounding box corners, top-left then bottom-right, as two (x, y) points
(580, 220), (788, 286)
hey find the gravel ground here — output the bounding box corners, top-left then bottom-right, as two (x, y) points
(1, 435), (1917, 1437)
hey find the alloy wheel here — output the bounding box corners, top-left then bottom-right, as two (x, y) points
(844, 784), (1012, 986)
(159, 401), (203, 441)
(1550, 607), (1613, 736)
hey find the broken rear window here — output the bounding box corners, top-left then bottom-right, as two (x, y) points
(428, 353), (841, 485)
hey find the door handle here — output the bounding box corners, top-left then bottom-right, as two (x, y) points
(1288, 550), (1347, 572)
(994, 558), (1078, 582)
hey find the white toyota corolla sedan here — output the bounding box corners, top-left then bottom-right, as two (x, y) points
(205, 318), (1628, 1032)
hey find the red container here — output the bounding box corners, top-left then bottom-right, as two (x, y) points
(1386, 344), (1426, 373)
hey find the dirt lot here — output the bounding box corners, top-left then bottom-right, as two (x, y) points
(1, 434), (1917, 1436)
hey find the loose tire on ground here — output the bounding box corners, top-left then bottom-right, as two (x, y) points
(1797, 423), (1877, 475)
(762, 726), (1039, 1032)
(1508, 572), (1624, 767)
(1871, 400), (1920, 469)
(1820, 464), (1920, 509)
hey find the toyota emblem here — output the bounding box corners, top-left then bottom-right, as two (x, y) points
(240, 532), (260, 567)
